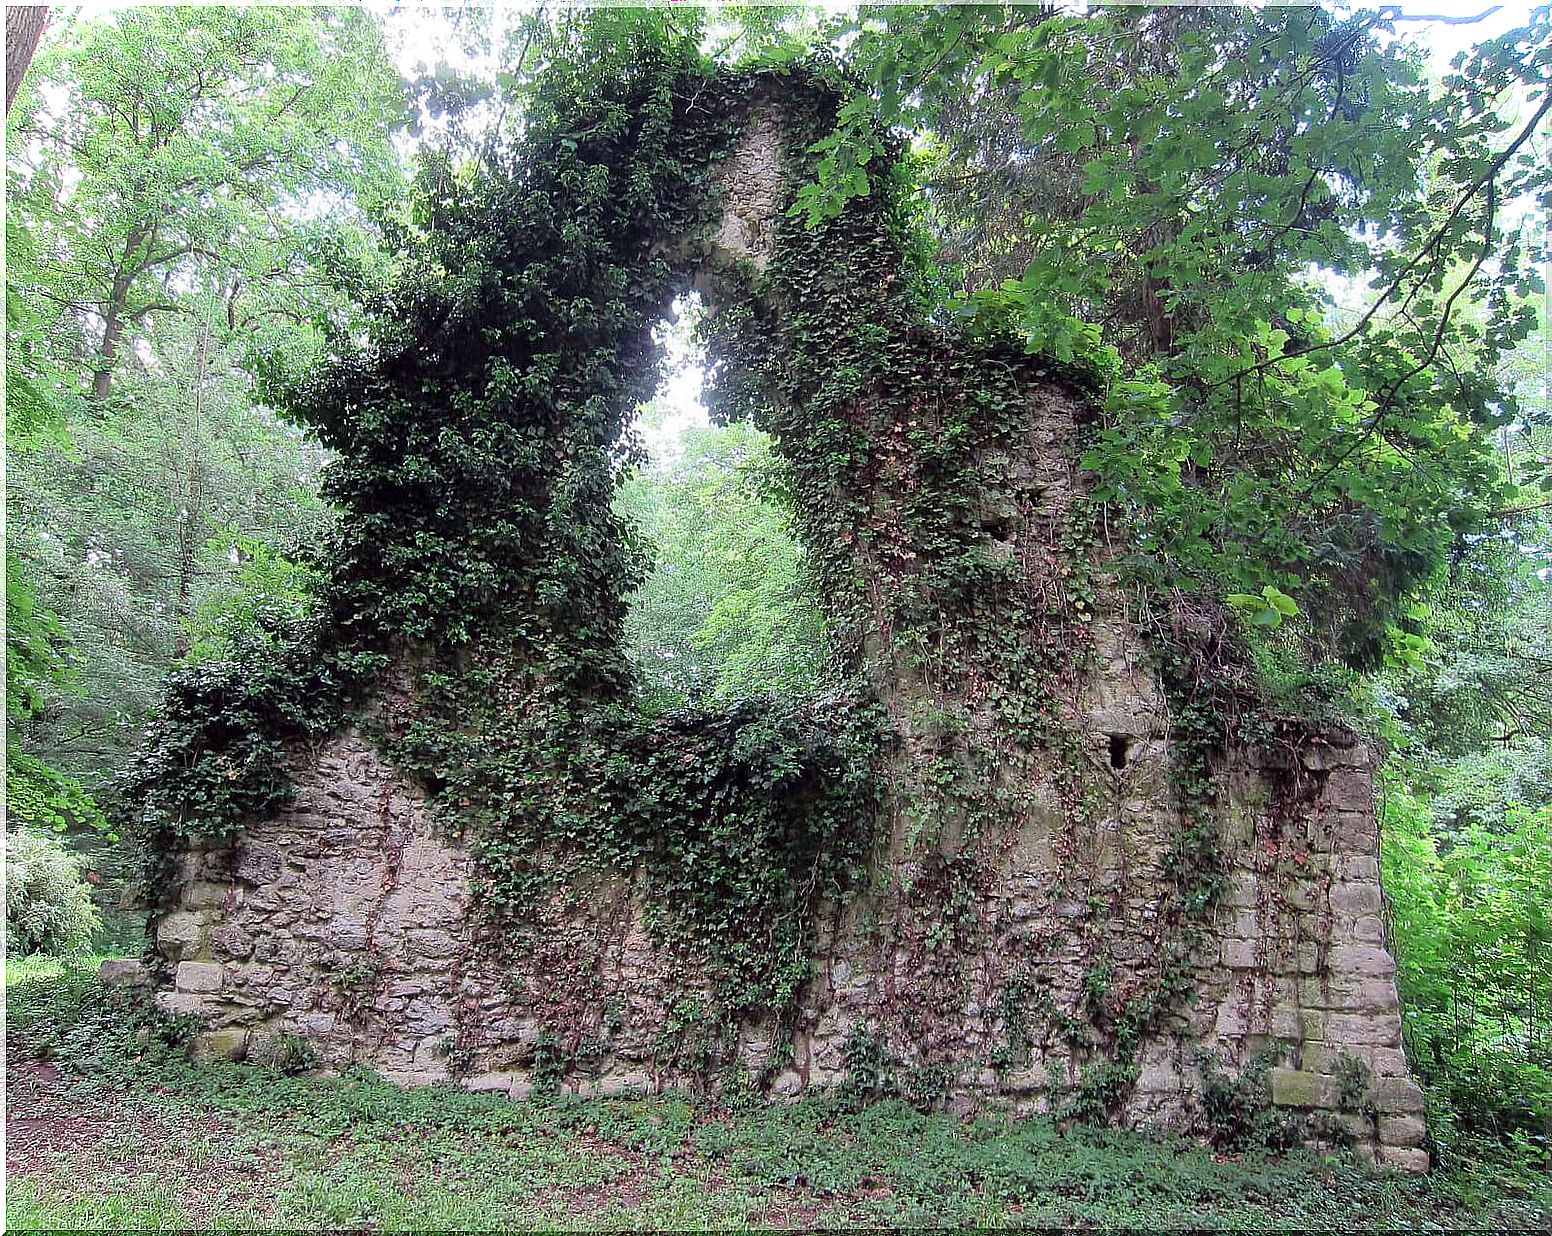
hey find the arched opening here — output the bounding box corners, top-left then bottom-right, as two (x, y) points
(615, 293), (828, 711)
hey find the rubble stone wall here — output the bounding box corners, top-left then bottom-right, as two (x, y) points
(151, 711), (1424, 1171)
(138, 89), (1425, 1173)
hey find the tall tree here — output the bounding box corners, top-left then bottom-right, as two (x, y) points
(5, 6), (47, 113)
(798, 5), (1549, 670)
(7, 6), (405, 397)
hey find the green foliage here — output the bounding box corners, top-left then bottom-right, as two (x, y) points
(4, 552), (109, 835)
(247, 1032), (323, 1077)
(8, 959), (1551, 1228)
(841, 1021), (895, 1106)
(806, 6), (1548, 670)
(1200, 1051), (1303, 1154)
(8, 5), (405, 396)
(6, 4), (391, 817)
(616, 420), (828, 710)
(1382, 787), (1552, 1161)
(182, 532), (323, 665)
(4, 829), (104, 956)
(6, 316), (337, 793)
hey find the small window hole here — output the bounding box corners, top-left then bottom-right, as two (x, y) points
(1108, 734), (1131, 770)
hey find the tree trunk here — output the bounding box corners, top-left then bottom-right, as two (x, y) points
(170, 324), (211, 658)
(91, 306), (126, 399)
(91, 230), (149, 399)
(6, 7), (48, 113)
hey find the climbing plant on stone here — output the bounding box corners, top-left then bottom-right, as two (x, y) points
(123, 11), (1435, 1168)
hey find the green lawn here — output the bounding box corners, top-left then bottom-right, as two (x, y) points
(6, 956), (1549, 1230)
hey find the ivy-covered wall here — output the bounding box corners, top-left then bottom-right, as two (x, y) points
(128, 55), (1425, 1169)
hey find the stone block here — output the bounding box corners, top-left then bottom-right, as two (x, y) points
(155, 990), (206, 1017)
(1300, 742), (1345, 773)
(1225, 909), (1260, 939)
(1282, 881), (1320, 912)
(1215, 1002), (1249, 1038)
(1329, 882), (1383, 918)
(1325, 770), (1374, 809)
(1334, 855), (1380, 883)
(1306, 974), (1401, 1016)
(1369, 1076), (1425, 1115)
(597, 1070), (651, 1097)
(98, 958), (149, 988)
(1370, 1047), (1412, 1078)
(1222, 939), (1258, 969)
(463, 1072), (518, 1094)
(297, 1011), (337, 1036)
(1332, 809), (1378, 848)
(210, 923), (254, 961)
(184, 880), (232, 910)
(1269, 1004), (1302, 1039)
(1326, 1111), (1374, 1141)
(406, 928), (458, 959)
(1324, 1012), (1401, 1048)
(1376, 1145), (1429, 1174)
(198, 1028), (249, 1061)
(1220, 872), (1260, 908)
(1352, 915), (1387, 945)
(1270, 1067), (1340, 1109)
(1379, 1115), (1426, 1148)
(175, 961), (225, 993)
(234, 840), (286, 886)
(156, 910), (208, 962)
(1326, 945), (1396, 978)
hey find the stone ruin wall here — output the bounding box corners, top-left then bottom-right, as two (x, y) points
(134, 90), (1426, 1172)
(147, 662), (1426, 1172)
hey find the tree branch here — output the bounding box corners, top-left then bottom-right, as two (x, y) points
(1207, 89), (1552, 392)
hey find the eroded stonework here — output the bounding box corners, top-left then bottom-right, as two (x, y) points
(141, 88), (1426, 1173)
(152, 681), (1424, 1171)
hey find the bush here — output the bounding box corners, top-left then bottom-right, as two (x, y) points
(5, 828), (102, 955)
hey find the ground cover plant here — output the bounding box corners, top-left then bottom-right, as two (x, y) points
(5, 1), (1550, 1221)
(6, 958), (1550, 1230)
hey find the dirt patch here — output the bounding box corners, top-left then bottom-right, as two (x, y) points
(5, 1058), (119, 1176)
(5, 1044), (287, 1225)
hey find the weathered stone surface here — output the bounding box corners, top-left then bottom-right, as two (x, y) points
(463, 1072), (518, 1094)
(184, 881), (231, 910)
(156, 910), (208, 961)
(1369, 1076), (1426, 1115)
(176, 961), (224, 993)
(154, 990), (206, 1017)
(198, 1028), (249, 1061)
(1377, 1145), (1430, 1173)
(99, 957), (149, 987)
(1379, 1114), (1426, 1148)
(234, 840), (287, 887)
(1270, 1068), (1340, 1109)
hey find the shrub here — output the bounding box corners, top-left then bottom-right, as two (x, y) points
(4, 828), (102, 956)
(1199, 1050), (1302, 1152)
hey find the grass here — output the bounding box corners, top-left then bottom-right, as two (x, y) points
(6, 955), (1550, 1230)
